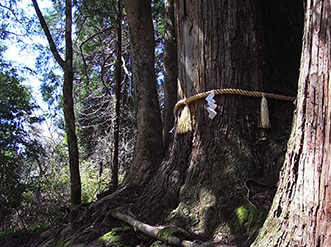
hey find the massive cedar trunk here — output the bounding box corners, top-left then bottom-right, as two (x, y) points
(123, 0), (164, 185)
(32, 0), (81, 206)
(136, 0), (302, 243)
(252, 0), (331, 246)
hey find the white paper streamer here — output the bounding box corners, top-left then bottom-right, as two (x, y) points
(206, 90), (217, 119)
(206, 90), (215, 103)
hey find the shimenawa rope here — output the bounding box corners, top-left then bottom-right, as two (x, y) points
(173, 88), (296, 134)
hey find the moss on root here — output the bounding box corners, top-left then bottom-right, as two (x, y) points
(233, 204), (268, 235)
(98, 226), (132, 247)
(157, 227), (176, 240)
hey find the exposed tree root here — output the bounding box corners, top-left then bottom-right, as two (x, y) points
(111, 209), (203, 247)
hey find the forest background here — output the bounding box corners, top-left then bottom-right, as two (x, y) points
(0, 0), (146, 237)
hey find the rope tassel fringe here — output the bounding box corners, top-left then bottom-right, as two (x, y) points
(176, 105), (192, 134)
(261, 93), (271, 129)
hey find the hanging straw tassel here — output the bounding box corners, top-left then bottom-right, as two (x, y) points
(261, 93), (271, 129)
(176, 104), (192, 134)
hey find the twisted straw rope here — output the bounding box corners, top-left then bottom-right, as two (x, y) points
(173, 88), (296, 117)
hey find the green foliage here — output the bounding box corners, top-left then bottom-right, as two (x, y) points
(74, 9), (136, 174)
(80, 161), (111, 203)
(152, 0), (165, 41)
(0, 69), (43, 219)
(152, 0), (165, 81)
(0, 137), (112, 233)
(73, 0), (132, 167)
(32, 1), (66, 130)
(0, 222), (49, 240)
(40, 71), (62, 107)
(74, 0), (121, 85)
(0, 0), (162, 242)
(0, 0), (37, 42)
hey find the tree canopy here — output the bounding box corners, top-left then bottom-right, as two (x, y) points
(0, 62), (42, 218)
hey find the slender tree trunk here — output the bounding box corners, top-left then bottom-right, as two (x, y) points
(123, 0), (164, 185)
(63, 69), (81, 206)
(111, 0), (122, 191)
(163, 0), (178, 151)
(32, 0), (81, 206)
(64, 0), (81, 206)
(252, 0), (331, 246)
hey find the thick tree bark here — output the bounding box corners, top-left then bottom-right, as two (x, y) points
(123, 0), (164, 185)
(252, 0), (331, 246)
(136, 0), (302, 244)
(32, 0), (81, 206)
(163, 0), (178, 151)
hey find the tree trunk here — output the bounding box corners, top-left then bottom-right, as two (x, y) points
(123, 0), (164, 185)
(32, 0), (81, 206)
(163, 0), (178, 151)
(64, 0), (81, 207)
(136, 0), (302, 243)
(252, 0), (331, 246)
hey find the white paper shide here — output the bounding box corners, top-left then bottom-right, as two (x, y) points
(205, 90), (217, 119)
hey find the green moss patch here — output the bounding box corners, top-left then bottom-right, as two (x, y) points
(157, 227), (176, 240)
(99, 226), (132, 247)
(234, 204), (268, 235)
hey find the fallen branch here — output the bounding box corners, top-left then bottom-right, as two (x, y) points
(111, 209), (203, 247)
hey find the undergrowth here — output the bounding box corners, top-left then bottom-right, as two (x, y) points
(0, 160), (112, 238)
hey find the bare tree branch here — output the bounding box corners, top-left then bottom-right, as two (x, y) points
(31, 0), (65, 69)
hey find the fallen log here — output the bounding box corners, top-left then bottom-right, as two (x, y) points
(111, 209), (203, 247)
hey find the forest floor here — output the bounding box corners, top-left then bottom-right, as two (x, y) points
(0, 215), (148, 247)
(0, 204), (241, 247)
(0, 206), (237, 247)
(0, 186), (252, 247)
